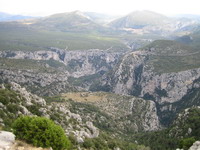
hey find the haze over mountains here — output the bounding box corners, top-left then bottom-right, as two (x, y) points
(1, 9), (200, 150)
(0, 12), (37, 21)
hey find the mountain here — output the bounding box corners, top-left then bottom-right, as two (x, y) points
(109, 10), (199, 37)
(0, 82), (153, 149)
(134, 107), (200, 150)
(1, 39), (200, 128)
(1, 10), (200, 150)
(0, 22), (127, 51)
(84, 12), (118, 24)
(31, 11), (108, 33)
(96, 40), (200, 126)
(0, 12), (36, 21)
(109, 10), (170, 29)
(175, 25), (200, 48)
(175, 14), (200, 21)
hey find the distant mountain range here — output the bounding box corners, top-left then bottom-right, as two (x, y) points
(1, 10), (200, 51)
(109, 10), (170, 28)
(31, 11), (108, 33)
(0, 12), (37, 21)
(1, 10), (200, 34)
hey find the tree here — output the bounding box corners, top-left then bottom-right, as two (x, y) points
(12, 116), (71, 150)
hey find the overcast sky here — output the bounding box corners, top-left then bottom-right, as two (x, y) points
(0, 0), (200, 16)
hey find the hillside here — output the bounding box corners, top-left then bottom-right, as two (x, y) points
(0, 82), (153, 150)
(109, 10), (169, 29)
(176, 26), (200, 49)
(1, 10), (200, 150)
(32, 11), (108, 33)
(109, 10), (198, 37)
(143, 40), (200, 73)
(96, 39), (200, 127)
(0, 22), (128, 51)
(1, 82), (200, 150)
(134, 107), (200, 150)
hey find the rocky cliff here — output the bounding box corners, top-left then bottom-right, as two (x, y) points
(0, 82), (99, 143)
(1, 46), (200, 126)
(101, 50), (200, 125)
(0, 49), (122, 95)
(0, 48), (121, 78)
(62, 92), (161, 132)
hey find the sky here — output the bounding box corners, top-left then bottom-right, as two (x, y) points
(0, 0), (200, 16)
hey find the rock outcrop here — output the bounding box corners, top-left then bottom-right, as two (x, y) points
(102, 50), (200, 125)
(189, 141), (200, 150)
(0, 131), (15, 150)
(0, 82), (99, 143)
(63, 92), (161, 132)
(0, 49), (122, 95)
(0, 48), (122, 78)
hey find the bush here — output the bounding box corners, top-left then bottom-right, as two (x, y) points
(12, 116), (71, 150)
(179, 137), (196, 150)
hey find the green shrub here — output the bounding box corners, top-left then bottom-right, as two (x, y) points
(12, 116), (71, 150)
(179, 137), (195, 150)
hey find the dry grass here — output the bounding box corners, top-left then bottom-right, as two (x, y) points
(10, 140), (51, 150)
(61, 92), (108, 102)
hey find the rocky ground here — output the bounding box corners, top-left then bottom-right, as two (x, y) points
(0, 131), (51, 150)
(0, 131), (15, 150)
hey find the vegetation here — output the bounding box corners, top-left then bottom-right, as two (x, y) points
(82, 132), (150, 150)
(179, 137), (195, 150)
(0, 87), (24, 129)
(143, 40), (200, 73)
(0, 22), (127, 51)
(0, 58), (66, 73)
(134, 107), (200, 150)
(12, 116), (71, 150)
(1, 82), (200, 150)
(149, 53), (200, 73)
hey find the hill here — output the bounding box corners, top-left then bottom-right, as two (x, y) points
(0, 82), (153, 149)
(31, 11), (109, 33)
(84, 12), (118, 24)
(0, 22), (128, 51)
(143, 40), (200, 73)
(134, 107), (200, 150)
(109, 10), (169, 29)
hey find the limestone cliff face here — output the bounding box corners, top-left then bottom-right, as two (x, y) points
(0, 69), (73, 96)
(0, 49), (121, 95)
(0, 49), (121, 78)
(104, 51), (146, 96)
(1, 48), (200, 126)
(71, 92), (161, 132)
(140, 69), (200, 104)
(104, 51), (200, 103)
(102, 50), (200, 125)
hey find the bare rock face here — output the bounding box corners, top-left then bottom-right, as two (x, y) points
(0, 82), (100, 143)
(140, 69), (200, 104)
(51, 103), (99, 143)
(0, 69), (71, 96)
(10, 82), (46, 106)
(102, 50), (200, 125)
(105, 51), (146, 95)
(70, 92), (161, 132)
(0, 49), (121, 96)
(0, 49), (121, 78)
(189, 141), (200, 150)
(105, 51), (200, 104)
(0, 131), (15, 150)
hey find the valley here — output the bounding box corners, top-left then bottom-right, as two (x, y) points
(1, 10), (200, 150)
